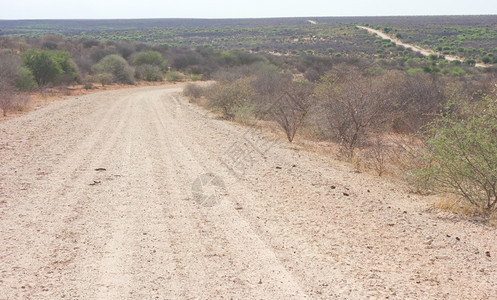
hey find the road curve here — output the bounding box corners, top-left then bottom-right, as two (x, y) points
(0, 85), (496, 299)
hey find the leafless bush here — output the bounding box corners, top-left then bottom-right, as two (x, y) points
(11, 93), (30, 112)
(270, 80), (314, 142)
(363, 136), (391, 176)
(392, 73), (445, 133)
(303, 68), (321, 82)
(387, 134), (431, 192)
(0, 88), (15, 116)
(316, 66), (397, 157)
(74, 55), (95, 77)
(0, 88), (30, 116)
(0, 51), (21, 86)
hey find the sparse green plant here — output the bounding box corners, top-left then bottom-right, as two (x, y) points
(208, 77), (254, 120)
(190, 74), (203, 81)
(233, 101), (256, 125)
(419, 96), (497, 212)
(165, 71), (183, 82)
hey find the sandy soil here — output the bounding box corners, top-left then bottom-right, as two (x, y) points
(0, 85), (496, 299)
(358, 26), (490, 68)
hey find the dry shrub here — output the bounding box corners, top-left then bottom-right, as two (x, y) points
(207, 77), (254, 120)
(387, 134), (430, 191)
(362, 136), (391, 176)
(0, 90), (30, 116)
(315, 66), (397, 157)
(434, 194), (474, 216)
(249, 63), (291, 118)
(433, 194), (497, 222)
(392, 72), (445, 134)
(183, 83), (204, 100)
(0, 51), (31, 116)
(233, 101), (256, 125)
(270, 80), (314, 142)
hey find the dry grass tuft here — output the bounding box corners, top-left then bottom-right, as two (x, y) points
(434, 194), (497, 224)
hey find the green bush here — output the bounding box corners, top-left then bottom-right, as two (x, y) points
(16, 67), (38, 91)
(135, 65), (163, 82)
(481, 56), (491, 64)
(420, 96), (497, 212)
(190, 74), (203, 81)
(132, 51), (167, 69)
(92, 54), (134, 84)
(165, 71), (183, 82)
(21, 49), (77, 86)
(428, 54), (439, 61)
(92, 73), (113, 86)
(450, 66), (465, 76)
(407, 68), (424, 75)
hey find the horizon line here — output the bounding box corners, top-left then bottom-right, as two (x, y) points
(1, 14), (496, 21)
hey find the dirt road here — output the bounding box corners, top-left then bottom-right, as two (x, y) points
(358, 26), (490, 68)
(0, 85), (496, 299)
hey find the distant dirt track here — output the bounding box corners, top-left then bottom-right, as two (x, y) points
(358, 26), (490, 68)
(0, 85), (496, 299)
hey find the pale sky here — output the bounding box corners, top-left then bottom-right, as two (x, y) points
(0, 0), (496, 19)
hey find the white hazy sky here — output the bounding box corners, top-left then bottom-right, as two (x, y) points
(0, 0), (496, 19)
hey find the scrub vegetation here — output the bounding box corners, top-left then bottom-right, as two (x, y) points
(1, 16), (496, 214)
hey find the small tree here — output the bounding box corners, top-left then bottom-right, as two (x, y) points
(421, 96), (497, 212)
(21, 49), (77, 86)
